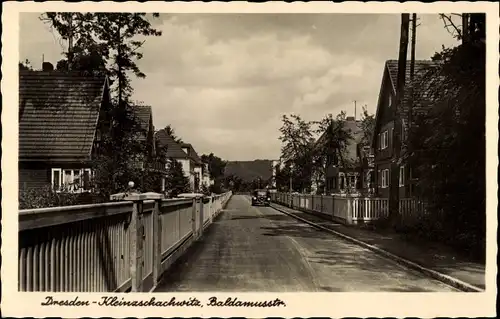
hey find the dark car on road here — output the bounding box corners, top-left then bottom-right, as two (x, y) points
(251, 189), (271, 206)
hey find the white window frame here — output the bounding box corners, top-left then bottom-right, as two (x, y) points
(381, 169), (390, 188)
(51, 168), (62, 191)
(399, 165), (405, 187)
(381, 131), (389, 149)
(51, 168), (92, 193)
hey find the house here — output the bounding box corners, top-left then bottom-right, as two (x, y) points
(129, 105), (156, 167)
(155, 131), (204, 191)
(270, 159), (281, 188)
(180, 143), (204, 191)
(19, 66), (112, 193)
(128, 105), (167, 188)
(313, 116), (372, 195)
(371, 59), (437, 198)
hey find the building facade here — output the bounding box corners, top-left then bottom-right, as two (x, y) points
(371, 59), (437, 198)
(19, 67), (111, 193)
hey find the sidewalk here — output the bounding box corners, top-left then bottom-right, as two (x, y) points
(271, 203), (485, 291)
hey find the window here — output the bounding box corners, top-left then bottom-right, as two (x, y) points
(346, 175), (356, 189)
(381, 169), (390, 188)
(51, 168), (92, 192)
(339, 174), (346, 190)
(51, 168), (61, 191)
(388, 94), (393, 107)
(399, 165), (405, 187)
(381, 131), (389, 149)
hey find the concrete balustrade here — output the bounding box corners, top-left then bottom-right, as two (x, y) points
(18, 191), (232, 292)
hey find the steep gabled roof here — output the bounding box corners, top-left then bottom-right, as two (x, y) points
(180, 142), (203, 165)
(129, 105), (152, 142)
(155, 129), (188, 159)
(19, 71), (108, 162)
(371, 59), (439, 148)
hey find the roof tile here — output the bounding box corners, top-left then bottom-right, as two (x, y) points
(155, 129), (189, 159)
(19, 71), (107, 161)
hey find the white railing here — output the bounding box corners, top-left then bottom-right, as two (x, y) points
(18, 191), (232, 292)
(270, 192), (425, 225)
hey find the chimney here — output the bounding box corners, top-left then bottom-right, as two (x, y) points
(42, 62), (54, 72)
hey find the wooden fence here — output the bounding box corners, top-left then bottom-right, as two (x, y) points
(18, 192), (232, 292)
(270, 192), (426, 225)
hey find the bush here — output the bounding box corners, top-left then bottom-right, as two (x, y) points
(19, 185), (107, 209)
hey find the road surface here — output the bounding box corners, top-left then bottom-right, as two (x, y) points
(155, 195), (457, 292)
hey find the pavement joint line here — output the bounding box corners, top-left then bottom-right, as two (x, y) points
(270, 203), (484, 293)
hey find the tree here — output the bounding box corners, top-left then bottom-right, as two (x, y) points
(55, 44), (107, 73)
(275, 162), (292, 192)
(164, 124), (183, 143)
(201, 153), (226, 179)
(19, 59), (33, 70)
(359, 106), (375, 146)
(278, 114), (315, 193)
(310, 112), (354, 194)
(164, 159), (190, 197)
(41, 13), (102, 70)
(42, 12), (163, 196)
(403, 13), (485, 259)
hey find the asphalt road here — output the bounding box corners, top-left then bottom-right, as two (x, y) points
(155, 195), (457, 292)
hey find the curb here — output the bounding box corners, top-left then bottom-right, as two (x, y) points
(270, 203), (484, 293)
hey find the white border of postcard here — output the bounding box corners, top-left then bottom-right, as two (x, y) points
(2, 1), (498, 317)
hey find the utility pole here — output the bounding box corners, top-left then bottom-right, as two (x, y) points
(462, 13), (469, 44)
(353, 100), (357, 120)
(68, 14), (74, 71)
(408, 13), (417, 197)
(389, 13), (410, 227)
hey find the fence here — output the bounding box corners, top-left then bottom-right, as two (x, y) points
(270, 192), (426, 225)
(18, 191), (232, 292)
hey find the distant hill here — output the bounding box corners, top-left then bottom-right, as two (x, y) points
(224, 160), (274, 183)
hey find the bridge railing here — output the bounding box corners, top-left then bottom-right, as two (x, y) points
(270, 192), (425, 225)
(18, 191), (232, 293)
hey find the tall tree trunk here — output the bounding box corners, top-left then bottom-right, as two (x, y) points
(389, 14), (410, 226)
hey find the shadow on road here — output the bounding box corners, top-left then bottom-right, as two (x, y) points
(231, 214), (291, 222)
(260, 223), (333, 240)
(309, 249), (453, 292)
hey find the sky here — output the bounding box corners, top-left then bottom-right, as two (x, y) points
(19, 13), (459, 161)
